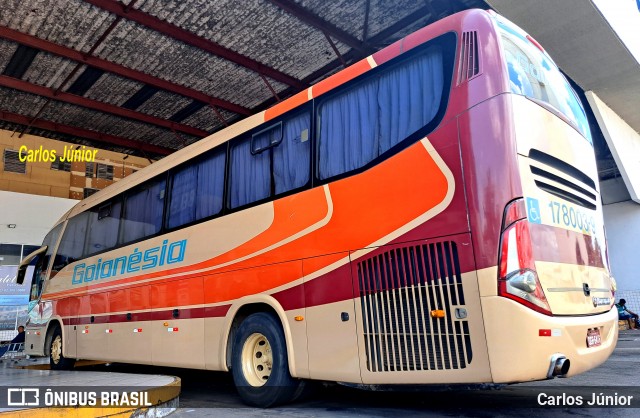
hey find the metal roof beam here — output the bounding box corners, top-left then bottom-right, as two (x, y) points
(0, 75), (210, 138)
(267, 0), (374, 55)
(370, 4), (436, 46)
(256, 5), (436, 111)
(83, 0), (307, 90)
(0, 25), (251, 115)
(0, 110), (173, 155)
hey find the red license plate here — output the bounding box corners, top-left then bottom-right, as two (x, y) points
(586, 329), (601, 348)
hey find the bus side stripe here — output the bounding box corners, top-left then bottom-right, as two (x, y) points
(63, 304), (231, 325)
(264, 89), (310, 121)
(312, 58), (373, 98)
(44, 140), (451, 301)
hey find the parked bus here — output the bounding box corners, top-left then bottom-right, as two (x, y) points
(19, 9), (616, 407)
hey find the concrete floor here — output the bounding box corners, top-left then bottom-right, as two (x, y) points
(79, 329), (640, 416)
(2, 330), (638, 416)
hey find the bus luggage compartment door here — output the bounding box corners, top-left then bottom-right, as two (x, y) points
(351, 234), (491, 384)
(303, 253), (361, 383)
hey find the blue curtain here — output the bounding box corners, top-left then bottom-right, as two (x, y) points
(230, 139), (270, 208)
(318, 47), (444, 180)
(168, 165), (196, 228)
(58, 212), (89, 261)
(378, 48), (443, 152)
(273, 112), (310, 194)
(86, 200), (121, 254)
(122, 179), (165, 243)
(168, 152), (225, 228)
(230, 112), (310, 208)
(195, 152), (225, 220)
(318, 83), (378, 179)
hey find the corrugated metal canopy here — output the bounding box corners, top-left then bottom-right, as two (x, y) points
(0, 0), (488, 159)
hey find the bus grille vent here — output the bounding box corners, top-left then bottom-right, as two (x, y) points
(528, 149), (597, 210)
(357, 241), (472, 372)
(458, 31), (479, 83)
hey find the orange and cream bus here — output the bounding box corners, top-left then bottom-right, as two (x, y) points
(19, 9), (617, 407)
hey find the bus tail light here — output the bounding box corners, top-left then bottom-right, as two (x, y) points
(498, 215), (551, 316)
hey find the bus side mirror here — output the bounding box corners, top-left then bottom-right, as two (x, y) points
(16, 265), (27, 285)
(16, 245), (48, 284)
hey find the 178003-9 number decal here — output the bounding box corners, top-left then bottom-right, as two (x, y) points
(526, 197), (596, 235)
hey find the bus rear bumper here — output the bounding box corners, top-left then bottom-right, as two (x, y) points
(481, 296), (617, 383)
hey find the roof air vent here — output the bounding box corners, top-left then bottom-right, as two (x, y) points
(458, 31), (479, 84)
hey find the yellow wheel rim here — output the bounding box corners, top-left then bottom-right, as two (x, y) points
(51, 335), (62, 364)
(241, 333), (273, 387)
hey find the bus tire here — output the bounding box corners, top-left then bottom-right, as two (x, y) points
(231, 312), (303, 407)
(49, 325), (75, 371)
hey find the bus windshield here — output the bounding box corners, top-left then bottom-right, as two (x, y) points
(497, 20), (592, 144)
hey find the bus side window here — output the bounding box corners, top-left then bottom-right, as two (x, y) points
(85, 199), (122, 255)
(167, 151), (225, 229)
(317, 45), (444, 180)
(229, 111), (310, 209)
(272, 113), (310, 194)
(27, 223), (62, 299)
(56, 212), (90, 267)
(29, 255), (46, 301)
(121, 177), (166, 244)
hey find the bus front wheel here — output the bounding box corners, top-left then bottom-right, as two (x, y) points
(49, 325), (75, 370)
(231, 312), (304, 407)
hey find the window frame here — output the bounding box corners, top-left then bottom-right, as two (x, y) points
(3, 149), (26, 174)
(164, 146), (228, 232)
(250, 121), (284, 155)
(84, 196), (123, 257)
(83, 188), (99, 198)
(59, 175), (167, 261)
(226, 105), (313, 213)
(96, 163), (114, 180)
(313, 31), (456, 185)
(50, 156), (71, 172)
(118, 174), (168, 247)
(56, 211), (90, 266)
(86, 162), (95, 178)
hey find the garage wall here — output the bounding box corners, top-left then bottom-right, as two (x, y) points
(0, 190), (76, 338)
(0, 190), (76, 246)
(0, 128), (150, 200)
(601, 177), (640, 311)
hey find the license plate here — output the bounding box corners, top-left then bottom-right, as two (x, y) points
(586, 329), (601, 348)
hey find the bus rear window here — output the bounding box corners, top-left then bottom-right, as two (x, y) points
(497, 20), (592, 144)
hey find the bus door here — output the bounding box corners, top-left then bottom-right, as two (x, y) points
(17, 246), (47, 322)
(351, 234), (491, 384)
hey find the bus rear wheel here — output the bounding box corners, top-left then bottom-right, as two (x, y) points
(231, 312), (304, 407)
(49, 325), (75, 370)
